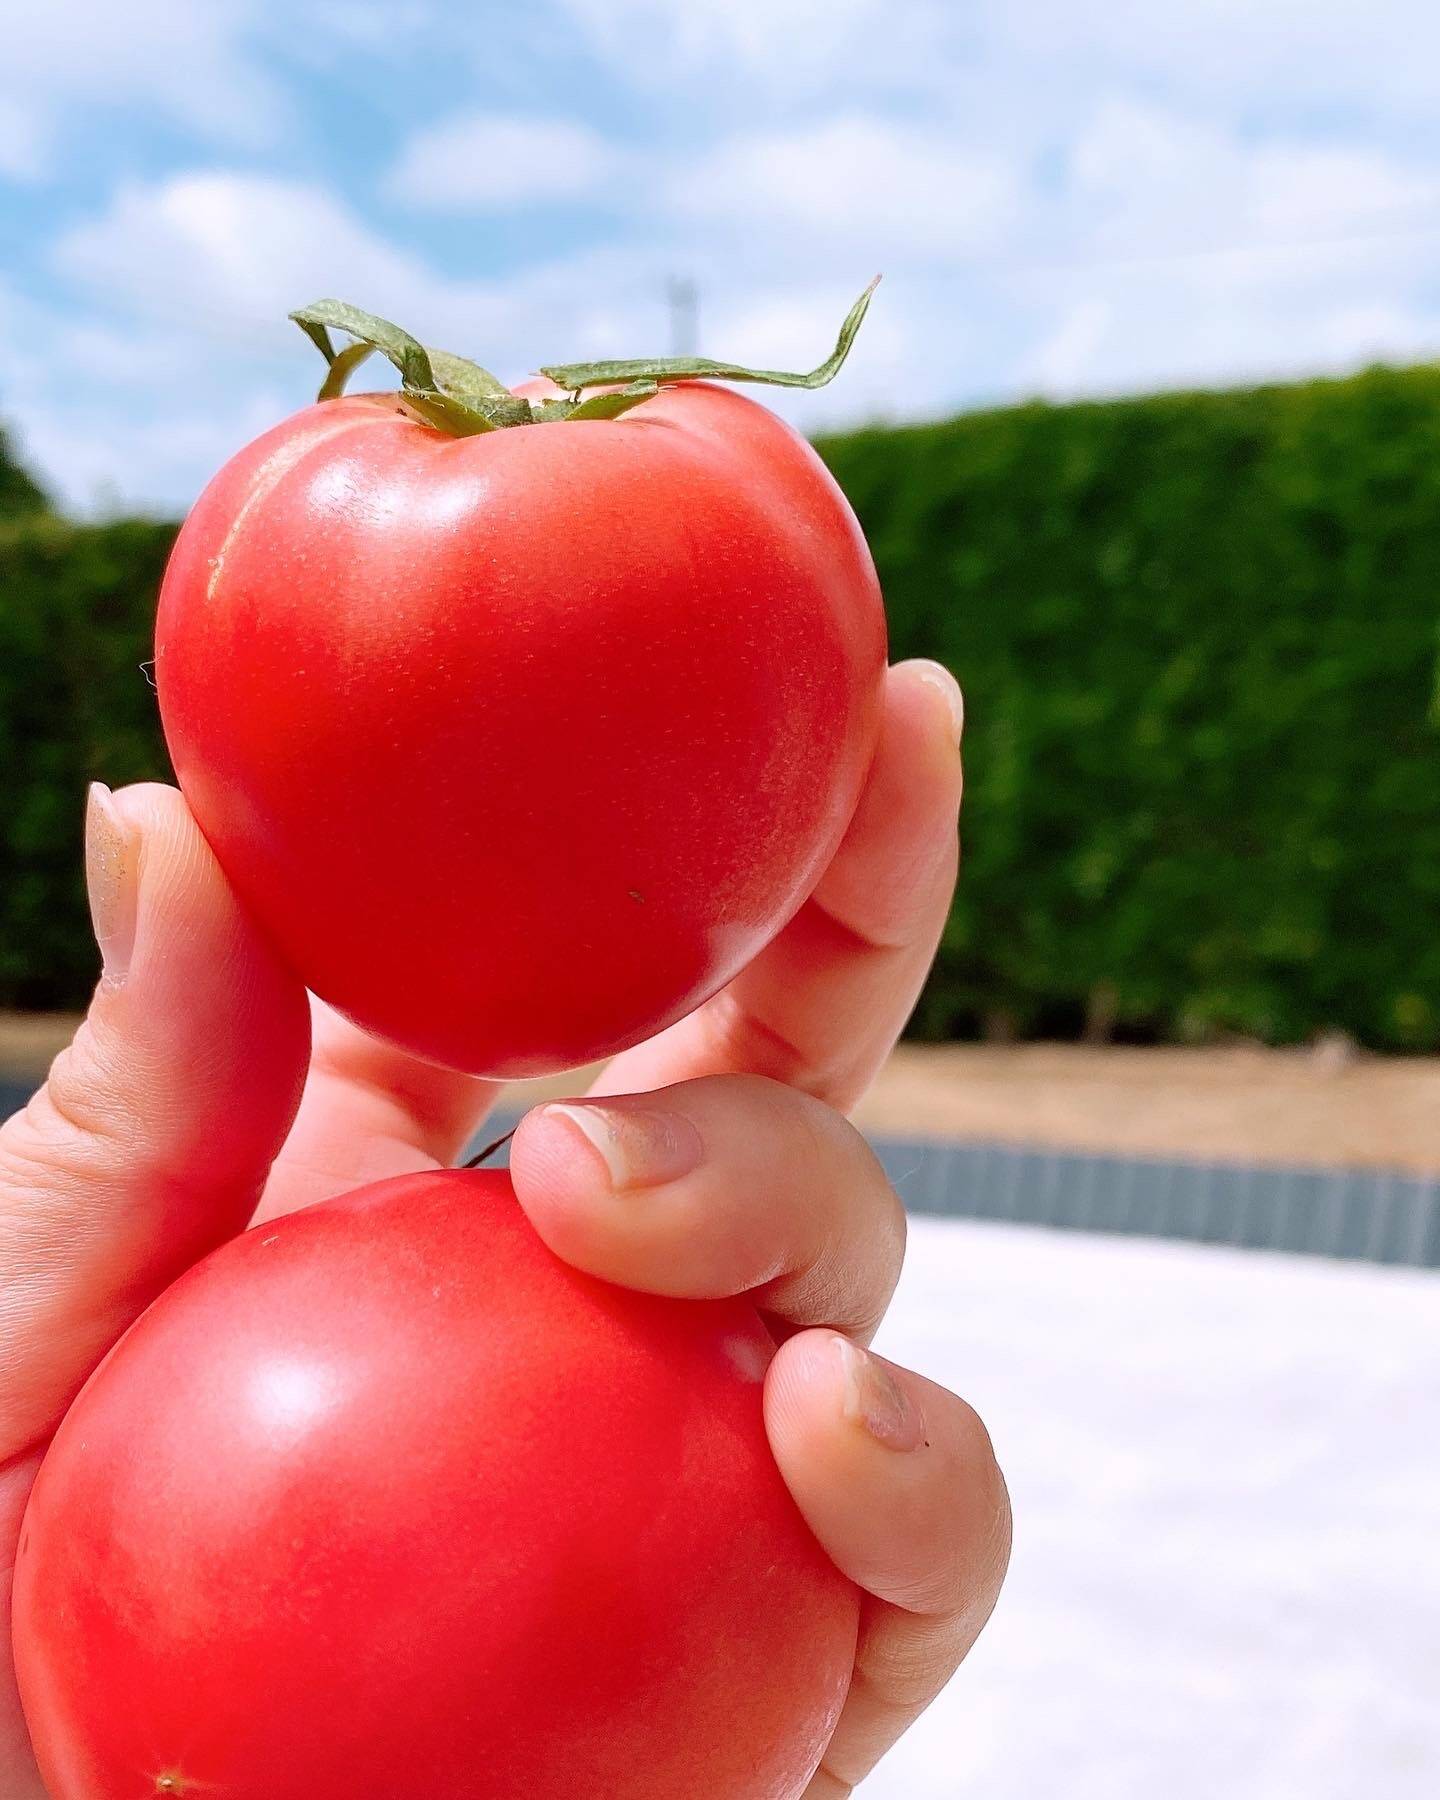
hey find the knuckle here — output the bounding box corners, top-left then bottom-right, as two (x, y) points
(0, 1027), (219, 1216)
(804, 1766), (855, 1799)
(2, 1051), (136, 1195)
(33, 1034), (140, 1150)
(856, 1609), (971, 1710)
(706, 1001), (816, 1092)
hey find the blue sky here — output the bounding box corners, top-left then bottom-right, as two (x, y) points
(4, 0), (1440, 512)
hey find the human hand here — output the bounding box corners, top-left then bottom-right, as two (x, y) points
(0, 659), (1008, 1797)
(506, 658), (1011, 1793)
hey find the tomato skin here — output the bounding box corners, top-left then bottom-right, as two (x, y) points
(154, 384), (886, 1077)
(13, 1170), (859, 1800)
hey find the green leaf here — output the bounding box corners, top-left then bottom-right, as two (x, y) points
(566, 381), (661, 421)
(290, 300), (437, 393)
(291, 301), (522, 435)
(397, 389), (501, 437)
(540, 276), (881, 392)
(427, 348), (513, 404)
(318, 340), (378, 401)
(469, 393), (536, 429)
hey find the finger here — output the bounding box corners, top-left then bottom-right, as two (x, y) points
(509, 1074), (905, 1342)
(0, 783), (309, 1462)
(596, 659), (963, 1113)
(253, 999), (502, 1223)
(765, 1333), (1012, 1794)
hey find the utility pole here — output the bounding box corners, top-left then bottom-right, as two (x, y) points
(667, 277), (699, 358)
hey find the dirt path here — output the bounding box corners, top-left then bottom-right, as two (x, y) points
(4, 1015), (1436, 1173)
(0, 1012), (83, 1074)
(851, 1041), (1440, 1172)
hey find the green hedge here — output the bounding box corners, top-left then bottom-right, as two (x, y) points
(817, 365), (1440, 1050)
(0, 426), (48, 522)
(0, 515), (176, 1007)
(4, 367), (1440, 1045)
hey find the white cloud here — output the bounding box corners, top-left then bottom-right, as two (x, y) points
(308, 1), (435, 49)
(1247, 145), (1436, 236)
(1013, 230), (1440, 406)
(55, 168), (675, 356)
(53, 173), (498, 353)
(386, 115), (621, 211)
(676, 117), (1020, 261)
(551, 0), (1440, 129)
(17, 388), (294, 518)
(0, 0), (280, 182)
(47, 168), (727, 377)
(19, 174), (500, 508)
(553, 0), (956, 94)
(988, 0), (1440, 119)
(1065, 100), (1440, 260)
(1023, 300), (1113, 392)
(985, 93), (1440, 400)
(0, 266), (284, 512)
(1310, 300), (1440, 365)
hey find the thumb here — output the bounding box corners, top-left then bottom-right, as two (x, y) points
(0, 782), (310, 1462)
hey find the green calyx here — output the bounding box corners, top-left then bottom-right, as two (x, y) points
(288, 276), (880, 436)
(290, 302), (532, 435)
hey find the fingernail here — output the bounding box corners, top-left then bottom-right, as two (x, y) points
(834, 1335), (927, 1452)
(541, 1102), (704, 1192)
(85, 782), (140, 987)
(914, 661), (964, 746)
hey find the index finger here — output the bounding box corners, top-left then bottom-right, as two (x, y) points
(595, 659), (963, 1114)
(508, 1073), (906, 1343)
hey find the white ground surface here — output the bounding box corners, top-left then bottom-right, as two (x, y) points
(863, 1219), (1440, 1800)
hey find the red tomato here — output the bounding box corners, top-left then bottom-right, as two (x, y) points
(155, 382), (886, 1077)
(14, 1169), (859, 1800)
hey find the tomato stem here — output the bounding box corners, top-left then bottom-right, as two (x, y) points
(288, 279), (881, 435)
(461, 1127), (517, 1170)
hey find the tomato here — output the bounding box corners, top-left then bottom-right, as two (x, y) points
(155, 373), (886, 1077)
(14, 1168), (859, 1800)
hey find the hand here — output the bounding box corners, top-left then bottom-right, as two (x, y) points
(0, 660), (1008, 1798)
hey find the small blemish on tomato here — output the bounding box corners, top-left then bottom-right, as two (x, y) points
(152, 1771), (213, 1797)
(627, 889), (645, 904)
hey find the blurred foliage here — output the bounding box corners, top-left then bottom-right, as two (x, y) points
(0, 512), (175, 1007)
(817, 364), (1440, 1050)
(0, 425), (50, 521)
(4, 369), (1440, 1044)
